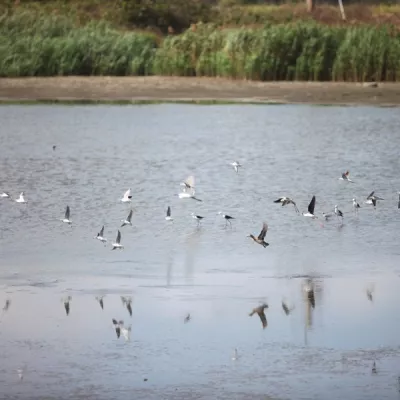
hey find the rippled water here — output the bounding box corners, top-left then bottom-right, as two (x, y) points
(1, 104), (400, 399)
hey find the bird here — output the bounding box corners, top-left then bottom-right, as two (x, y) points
(191, 213), (204, 225)
(217, 211), (234, 227)
(248, 222), (269, 248)
(52, 145), (56, 151)
(322, 212), (333, 221)
(120, 188), (132, 203)
(304, 279), (315, 308)
(15, 192), (26, 203)
(180, 175), (195, 191)
(365, 191), (384, 208)
(178, 189), (202, 202)
(165, 206), (173, 221)
(60, 205), (72, 225)
(95, 226), (107, 244)
(95, 296), (105, 310)
(230, 161), (242, 173)
(17, 368), (24, 381)
(111, 230), (123, 250)
(398, 192), (400, 209)
(282, 300), (294, 316)
(274, 197), (299, 213)
(231, 348), (239, 360)
(303, 195), (317, 219)
(353, 198), (361, 213)
(366, 288), (373, 302)
(121, 210), (133, 227)
(112, 319), (124, 338)
(2, 299), (11, 312)
(249, 304), (268, 329)
(121, 296), (132, 316)
(62, 296), (71, 316)
(372, 361), (377, 374)
(334, 205), (344, 222)
(184, 313), (191, 323)
(339, 170), (354, 183)
(1, 192), (10, 198)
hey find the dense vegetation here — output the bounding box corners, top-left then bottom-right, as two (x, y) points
(1, 1), (400, 80)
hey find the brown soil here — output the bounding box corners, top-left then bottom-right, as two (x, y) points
(1, 77), (400, 106)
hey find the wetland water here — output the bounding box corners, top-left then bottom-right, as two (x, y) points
(0, 104), (400, 400)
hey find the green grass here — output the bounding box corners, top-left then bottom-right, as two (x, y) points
(1, 10), (400, 81)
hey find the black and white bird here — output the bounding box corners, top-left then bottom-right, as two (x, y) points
(274, 196), (299, 213)
(365, 191), (384, 208)
(353, 198), (361, 214)
(230, 161), (242, 173)
(95, 226), (107, 244)
(120, 188), (132, 203)
(304, 279), (315, 308)
(178, 188), (202, 201)
(191, 213), (204, 225)
(184, 313), (191, 323)
(61, 206), (72, 225)
(165, 206), (173, 221)
(334, 205), (344, 222)
(217, 211), (234, 227)
(303, 195), (317, 219)
(121, 210), (133, 227)
(111, 230), (123, 250)
(180, 175), (195, 191)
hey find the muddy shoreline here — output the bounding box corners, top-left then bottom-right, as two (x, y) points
(1, 77), (400, 106)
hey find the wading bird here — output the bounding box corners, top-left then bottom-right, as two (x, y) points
(218, 211), (234, 227)
(165, 206), (173, 221)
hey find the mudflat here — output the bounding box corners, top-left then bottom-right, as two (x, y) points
(1, 76), (400, 105)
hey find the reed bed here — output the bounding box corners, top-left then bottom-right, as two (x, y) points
(1, 11), (400, 81)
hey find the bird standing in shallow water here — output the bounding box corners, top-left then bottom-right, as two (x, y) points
(334, 205), (344, 223)
(249, 304), (268, 329)
(248, 222), (269, 248)
(184, 313), (191, 323)
(353, 198), (361, 214)
(218, 211), (234, 227)
(112, 319), (123, 338)
(191, 213), (204, 226)
(165, 206), (173, 221)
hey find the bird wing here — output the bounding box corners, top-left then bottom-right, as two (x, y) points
(185, 175), (195, 188)
(367, 191), (374, 199)
(124, 188), (131, 198)
(65, 206), (70, 219)
(258, 223), (268, 241)
(116, 230), (121, 244)
(167, 206), (171, 217)
(274, 197), (284, 203)
(308, 196), (316, 214)
(112, 318), (118, 325)
(372, 198), (376, 207)
(258, 311), (267, 328)
(99, 226), (104, 236)
(127, 210), (133, 222)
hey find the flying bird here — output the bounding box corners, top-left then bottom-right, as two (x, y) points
(96, 296), (105, 310)
(121, 188), (132, 203)
(165, 206), (173, 221)
(112, 319), (124, 338)
(95, 226), (107, 244)
(249, 304), (268, 329)
(121, 210), (133, 227)
(303, 195), (317, 219)
(178, 188), (202, 202)
(274, 197), (299, 213)
(15, 192), (26, 203)
(230, 161), (242, 173)
(180, 175), (195, 191)
(62, 296), (71, 316)
(339, 171), (354, 183)
(61, 206), (72, 225)
(365, 191), (384, 208)
(121, 296), (133, 316)
(111, 230), (123, 250)
(217, 211), (235, 227)
(248, 222), (269, 248)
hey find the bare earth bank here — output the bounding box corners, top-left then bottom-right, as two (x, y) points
(1, 77), (400, 105)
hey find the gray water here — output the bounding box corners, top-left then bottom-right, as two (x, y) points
(0, 104), (400, 400)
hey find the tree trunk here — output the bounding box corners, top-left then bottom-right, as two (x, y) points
(306, 0), (315, 12)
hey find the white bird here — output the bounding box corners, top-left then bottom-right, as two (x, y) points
(274, 196), (299, 213)
(165, 206), (173, 221)
(303, 195), (317, 219)
(339, 170), (354, 183)
(60, 205), (72, 224)
(230, 161), (242, 173)
(121, 210), (133, 227)
(334, 205), (344, 222)
(95, 226), (107, 244)
(111, 230), (123, 250)
(180, 175), (195, 191)
(191, 213), (204, 225)
(121, 188), (132, 203)
(365, 191), (384, 208)
(353, 198), (361, 214)
(121, 325), (132, 342)
(232, 348), (239, 360)
(1, 192), (10, 198)
(217, 211), (235, 227)
(17, 368), (24, 381)
(178, 189), (202, 202)
(15, 192), (26, 203)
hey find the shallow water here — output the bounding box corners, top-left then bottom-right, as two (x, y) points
(0, 104), (400, 400)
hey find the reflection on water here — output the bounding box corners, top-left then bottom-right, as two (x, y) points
(1, 104), (400, 399)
